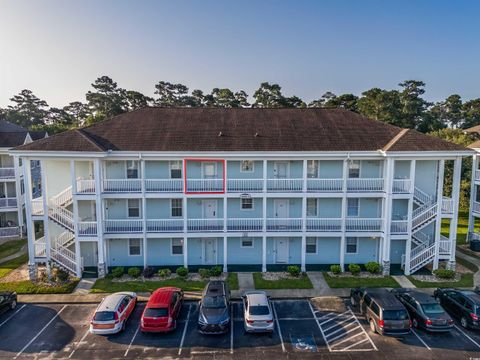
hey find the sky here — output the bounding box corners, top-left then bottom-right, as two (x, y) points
(0, 0), (479, 108)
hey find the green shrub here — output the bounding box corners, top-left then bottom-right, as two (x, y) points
(142, 266), (156, 278)
(128, 267), (141, 278)
(158, 268), (172, 278)
(348, 264), (361, 276)
(330, 264), (342, 275)
(209, 266), (222, 277)
(433, 269), (456, 279)
(112, 267), (124, 278)
(176, 266), (188, 277)
(287, 265), (301, 277)
(365, 261), (381, 274)
(53, 267), (70, 282)
(199, 268), (210, 278)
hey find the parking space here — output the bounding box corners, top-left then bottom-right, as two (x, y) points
(0, 299), (479, 359)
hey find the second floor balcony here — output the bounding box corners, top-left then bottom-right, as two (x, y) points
(0, 168), (15, 179)
(0, 197), (17, 209)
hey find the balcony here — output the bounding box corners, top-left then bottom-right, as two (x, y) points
(306, 218), (341, 231)
(76, 179), (96, 194)
(439, 235), (451, 255)
(391, 220), (408, 234)
(103, 179), (142, 193)
(474, 202), (480, 215)
(475, 170), (480, 182)
(146, 219), (184, 232)
(441, 197), (454, 215)
(227, 218), (263, 231)
(186, 179), (223, 193)
(0, 168), (15, 179)
(32, 198), (43, 216)
(145, 179), (183, 192)
(346, 218), (382, 232)
(392, 179), (412, 194)
(267, 179), (303, 192)
(307, 179), (343, 192)
(227, 179), (263, 192)
(104, 219), (143, 233)
(0, 197), (17, 209)
(78, 221), (98, 236)
(266, 218), (302, 231)
(347, 178), (384, 192)
(187, 219), (224, 232)
(0, 226), (21, 238)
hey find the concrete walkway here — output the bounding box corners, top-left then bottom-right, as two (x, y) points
(456, 250), (480, 287)
(237, 272), (254, 291)
(392, 275), (416, 288)
(0, 243), (27, 264)
(73, 278), (97, 294)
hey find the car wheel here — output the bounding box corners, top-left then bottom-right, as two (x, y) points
(350, 297), (356, 306)
(369, 319), (377, 334)
(412, 319), (418, 328)
(10, 300), (17, 310)
(461, 316), (469, 329)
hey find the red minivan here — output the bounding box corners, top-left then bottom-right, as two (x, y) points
(140, 287), (184, 333)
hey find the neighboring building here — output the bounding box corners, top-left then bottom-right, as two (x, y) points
(0, 119), (47, 239)
(467, 137), (480, 242)
(11, 108), (470, 279)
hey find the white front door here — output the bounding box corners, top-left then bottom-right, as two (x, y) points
(203, 238), (216, 265)
(203, 200), (217, 218)
(275, 238), (289, 263)
(274, 199), (289, 218)
(203, 162), (217, 178)
(274, 162), (288, 179)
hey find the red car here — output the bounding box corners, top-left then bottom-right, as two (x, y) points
(140, 287), (184, 333)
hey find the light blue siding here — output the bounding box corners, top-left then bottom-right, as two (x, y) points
(360, 160), (382, 178)
(147, 238), (183, 266)
(186, 161), (224, 179)
(358, 198), (381, 218)
(227, 199), (262, 218)
(187, 199), (224, 218)
(78, 200), (95, 221)
(415, 160), (438, 197)
(267, 198), (302, 217)
(344, 237), (379, 264)
(318, 198), (342, 217)
(392, 199), (408, 220)
(267, 161), (303, 178)
(146, 199), (175, 219)
(105, 199), (127, 219)
(227, 237), (262, 264)
(306, 237), (341, 264)
(394, 160), (410, 179)
(227, 161), (263, 179)
(319, 161), (343, 178)
(289, 237), (302, 264)
(145, 161), (171, 179)
(390, 239), (406, 264)
(187, 237), (223, 266)
(105, 161), (127, 179)
(108, 239), (144, 266)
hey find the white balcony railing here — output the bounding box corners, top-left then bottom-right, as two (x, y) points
(474, 202), (480, 214)
(390, 220), (408, 234)
(0, 197), (17, 208)
(306, 179), (343, 192)
(346, 218), (382, 232)
(227, 179), (263, 192)
(227, 218), (263, 231)
(267, 179), (303, 192)
(145, 179), (183, 192)
(104, 219), (143, 233)
(392, 179), (412, 194)
(186, 179), (223, 192)
(0, 226), (20, 238)
(0, 168), (15, 179)
(34, 237), (46, 257)
(475, 170), (480, 182)
(187, 219), (224, 232)
(103, 179), (142, 192)
(146, 219), (184, 232)
(439, 235), (451, 255)
(347, 178), (384, 192)
(306, 218), (342, 231)
(78, 221), (98, 236)
(32, 198), (43, 216)
(76, 179), (96, 194)
(470, 232), (480, 241)
(266, 218), (302, 231)
(442, 197), (454, 215)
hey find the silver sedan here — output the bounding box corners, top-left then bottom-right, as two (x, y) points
(242, 291), (275, 334)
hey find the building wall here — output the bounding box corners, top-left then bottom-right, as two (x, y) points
(266, 198), (302, 218)
(147, 238), (184, 266)
(186, 161), (224, 179)
(392, 199), (408, 220)
(187, 199), (224, 218)
(344, 237), (379, 264)
(360, 160), (382, 178)
(78, 200), (96, 221)
(108, 238), (144, 267)
(146, 199), (175, 219)
(267, 161), (303, 178)
(105, 161), (127, 179)
(394, 160), (410, 179)
(227, 198), (263, 218)
(390, 239), (406, 264)
(227, 161), (263, 179)
(318, 198), (342, 217)
(145, 161), (171, 179)
(306, 237), (341, 264)
(187, 237), (224, 266)
(44, 160), (71, 197)
(415, 160), (438, 197)
(318, 161), (343, 178)
(105, 199), (143, 219)
(227, 237), (262, 264)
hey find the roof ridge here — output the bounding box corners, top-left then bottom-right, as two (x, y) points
(382, 128), (409, 152)
(75, 128), (105, 151)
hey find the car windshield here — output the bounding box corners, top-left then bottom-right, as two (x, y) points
(203, 296), (226, 309)
(249, 305), (270, 316)
(383, 310), (409, 320)
(421, 303), (445, 315)
(93, 311), (115, 321)
(144, 308), (168, 317)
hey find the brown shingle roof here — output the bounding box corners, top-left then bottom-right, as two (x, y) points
(13, 108), (469, 153)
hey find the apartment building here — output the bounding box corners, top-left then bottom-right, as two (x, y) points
(0, 119), (47, 239)
(11, 108), (470, 279)
(467, 132), (480, 242)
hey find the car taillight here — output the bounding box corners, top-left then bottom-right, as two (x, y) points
(448, 319), (454, 324)
(246, 319), (254, 324)
(266, 320), (273, 324)
(409, 320), (412, 328)
(425, 319), (432, 326)
(168, 317), (173, 325)
(378, 319), (384, 328)
(114, 312), (119, 324)
(470, 313), (478, 321)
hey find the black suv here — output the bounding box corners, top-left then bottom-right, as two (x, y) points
(0, 291), (17, 315)
(351, 288), (411, 336)
(434, 288), (480, 329)
(198, 281), (231, 334)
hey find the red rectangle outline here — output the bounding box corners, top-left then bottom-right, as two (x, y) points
(184, 158), (226, 194)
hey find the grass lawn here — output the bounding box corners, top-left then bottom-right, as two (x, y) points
(0, 253), (28, 278)
(323, 273), (400, 288)
(0, 239), (27, 260)
(226, 272), (239, 290)
(0, 279), (79, 294)
(91, 276), (208, 293)
(253, 273), (313, 289)
(442, 210), (470, 245)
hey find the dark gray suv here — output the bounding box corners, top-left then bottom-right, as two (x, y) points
(198, 281), (231, 334)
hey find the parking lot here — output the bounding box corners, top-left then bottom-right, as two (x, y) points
(0, 299), (480, 359)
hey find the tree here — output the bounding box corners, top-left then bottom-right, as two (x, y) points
(63, 101), (90, 127)
(462, 99), (480, 129)
(357, 88), (403, 126)
(252, 82), (287, 108)
(85, 76), (127, 118)
(45, 107), (74, 125)
(309, 92), (357, 111)
(124, 90), (153, 111)
(398, 80), (430, 128)
(5, 89), (49, 128)
(154, 81), (189, 107)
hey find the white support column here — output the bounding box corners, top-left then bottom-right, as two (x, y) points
(40, 159), (51, 277)
(223, 236), (227, 273)
(404, 160), (416, 275)
(141, 159), (147, 269)
(447, 157), (462, 270)
(263, 160), (267, 193)
(262, 160), (267, 272)
(223, 161), (228, 272)
(70, 160), (82, 277)
(301, 160), (307, 272)
(262, 235), (267, 272)
(433, 159), (445, 271)
(183, 237), (188, 268)
(183, 160), (188, 269)
(468, 154), (478, 241)
(340, 159), (348, 271)
(381, 157), (394, 275)
(13, 156), (24, 232)
(23, 157), (37, 280)
(94, 159), (106, 277)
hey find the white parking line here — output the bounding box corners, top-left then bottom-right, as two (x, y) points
(68, 328), (90, 359)
(0, 304), (26, 328)
(230, 304), (234, 354)
(178, 304), (192, 356)
(411, 329), (431, 351)
(454, 325), (480, 350)
(14, 305), (66, 359)
(308, 300), (332, 352)
(124, 326), (140, 357)
(272, 301), (285, 352)
(341, 338), (369, 351)
(346, 307), (377, 351)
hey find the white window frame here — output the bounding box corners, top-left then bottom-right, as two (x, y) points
(127, 199), (141, 218)
(170, 198), (183, 218)
(347, 198), (359, 217)
(126, 160), (139, 179)
(306, 237), (317, 254)
(307, 160), (318, 178)
(171, 238), (183, 255)
(348, 160), (360, 179)
(128, 238), (142, 256)
(241, 237), (254, 248)
(240, 198), (254, 211)
(240, 160), (254, 173)
(202, 162), (217, 179)
(169, 161), (182, 179)
(346, 237), (358, 254)
(306, 198), (318, 217)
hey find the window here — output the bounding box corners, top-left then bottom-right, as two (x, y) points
(241, 238), (253, 248)
(306, 198), (317, 217)
(348, 160), (360, 178)
(306, 237), (317, 254)
(347, 198), (359, 216)
(128, 238), (142, 256)
(203, 162), (216, 178)
(241, 160), (254, 172)
(20, 179), (25, 195)
(307, 160), (318, 178)
(171, 199), (183, 217)
(126, 160), (139, 179)
(171, 239), (183, 255)
(170, 161), (182, 179)
(371, 302), (380, 316)
(346, 237), (358, 253)
(128, 199), (140, 218)
(241, 198), (253, 210)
